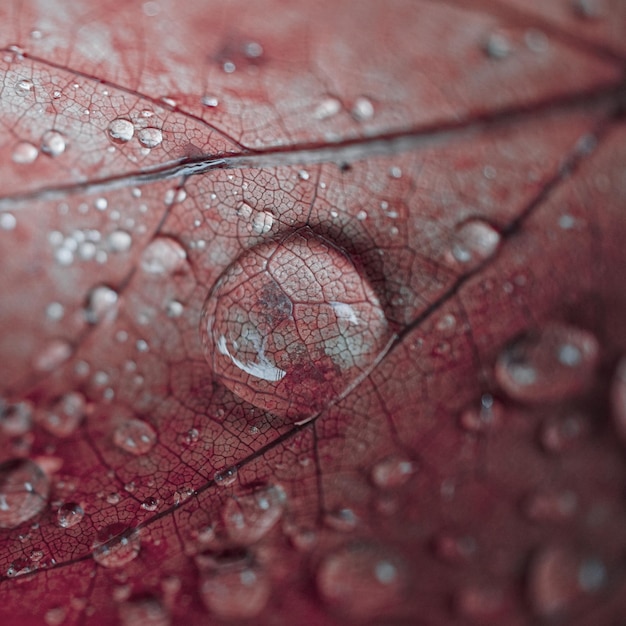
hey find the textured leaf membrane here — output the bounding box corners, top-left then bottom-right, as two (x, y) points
(0, 0), (625, 625)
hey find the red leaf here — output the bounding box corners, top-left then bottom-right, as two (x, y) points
(1, 1), (625, 624)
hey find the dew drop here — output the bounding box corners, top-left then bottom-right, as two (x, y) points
(610, 356), (626, 444)
(0, 402), (33, 437)
(45, 301), (64, 321)
(199, 562), (270, 620)
(351, 96), (374, 121)
(456, 584), (506, 621)
(495, 323), (599, 403)
(85, 285), (119, 324)
(33, 339), (72, 372)
(222, 484), (286, 545)
(166, 300), (184, 318)
(36, 392), (85, 437)
(41, 130), (67, 157)
(316, 543), (406, 620)
(107, 118), (134, 143)
(0, 459), (50, 528)
(16, 78), (34, 93)
(0, 212), (17, 230)
(113, 419), (157, 456)
(201, 95), (219, 107)
(56, 502), (84, 528)
(12, 141), (38, 164)
(44, 607), (67, 626)
(137, 127), (163, 148)
(448, 219), (501, 269)
(200, 230), (391, 422)
(483, 32), (512, 59)
(119, 597), (170, 626)
(314, 97), (342, 120)
(370, 456), (415, 489)
(141, 497), (158, 512)
(140, 236), (187, 275)
(214, 467), (238, 487)
(108, 230), (133, 252)
(92, 524), (140, 568)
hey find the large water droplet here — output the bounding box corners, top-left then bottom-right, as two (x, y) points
(0, 459), (50, 528)
(316, 543), (406, 620)
(447, 219), (501, 269)
(41, 130), (67, 157)
(113, 419), (157, 455)
(107, 118), (134, 143)
(222, 484), (286, 545)
(137, 127), (163, 148)
(495, 323), (599, 403)
(92, 524), (140, 568)
(199, 562), (270, 620)
(56, 502), (84, 528)
(140, 237), (187, 275)
(36, 392), (86, 437)
(200, 229), (390, 422)
(527, 545), (606, 618)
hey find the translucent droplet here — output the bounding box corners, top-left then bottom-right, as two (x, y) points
(119, 597), (170, 626)
(85, 285), (119, 324)
(33, 339), (72, 372)
(448, 219), (501, 269)
(141, 497), (158, 512)
(316, 543), (406, 620)
(610, 356), (626, 444)
(16, 78), (34, 93)
(324, 507), (358, 532)
(107, 118), (134, 143)
(12, 141), (38, 164)
(56, 502), (84, 528)
(0, 212), (17, 231)
(201, 95), (219, 107)
(45, 301), (64, 321)
(140, 236), (187, 275)
(483, 32), (512, 59)
(0, 459), (50, 528)
(495, 323), (599, 403)
(108, 230), (132, 252)
(113, 419), (157, 455)
(199, 562), (270, 620)
(527, 545), (606, 618)
(36, 392), (85, 437)
(370, 456), (415, 489)
(166, 300), (184, 318)
(222, 484), (286, 545)
(200, 229), (391, 422)
(351, 97), (374, 121)
(314, 97), (342, 120)
(44, 607), (67, 626)
(459, 394), (503, 433)
(214, 467), (238, 487)
(0, 402), (33, 437)
(92, 524), (140, 568)
(41, 130), (67, 157)
(137, 127), (163, 148)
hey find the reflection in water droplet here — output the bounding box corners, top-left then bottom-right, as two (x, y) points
(0, 459), (50, 528)
(448, 219), (501, 269)
(137, 127), (163, 148)
(222, 484), (286, 545)
(495, 324), (599, 403)
(107, 118), (134, 143)
(140, 237), (187, 275)
(33, 339), (72, 372)
(113, 419), (157, 456)
(92, 524), (140, 568)
(12, 141), (38, 164)
(37, 392), (86, 437)
(200, 230), (391, 422)
(56, 502), (84, 528)
(317, 543), (406, 620)
(85, 285), (119, 324)
(370, 456), (414, 489)
(118, 597), (170, 626)
(199, 562), (270, 620)
(41, 130), (67, 157)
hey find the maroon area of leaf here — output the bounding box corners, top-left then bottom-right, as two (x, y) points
(1, 1), (626, 624)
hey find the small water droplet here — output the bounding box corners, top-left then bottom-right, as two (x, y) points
(298, 169), (310, 181)
(113, 419), (157, 455)
(45, 301), (64, 321)
(36, 392), (85, 437)
(541, 411), (590, 453)
(166, 300), (184, 318)
(214, 467), (238, 487)
(571, 0), (603, 19)
(119, 597), (170, 626)
(448, 219), (501, 269)
(388, 166), (402, 179)
(92, 524), (140, 568)
(483, 32), (512, 59)
(222, 60), (236, 73)
(0, 402), (33, 437)
(16, 78), (34, 93)
(41, 130), (67, 157)
(33, 339), (72, 371)
(12, 141), (38, 164)
(200, 230), (391, 422)
(222, 484), (286, 545)
(370, 456), (415, 489)
(106, 492), (121, 505)
(56, 502), (84, 528)
(85, 285), (118, 324)
(251, 211), (274, 235)
(201, 95), (219, 107)
(316, 543), (406, 620)
(525, 29), (549, 53)
(141, 497), (158, 512)
(325, 508), (358, 532)
(44, 607), (67, 626)
(199, 562), (270, 620)
(351, 96), (374, 121)
(107, 230), (132, 253)
(137, 127), (163, 148)
(107, 118), (134, 143)
(495, 323), (599, 403)
(459, 394), (503, 433)
(141, 236), (187, 275)
(0, 459), (50, 528)
(314, 97), (342, 120)
(0, 212), (17, 230)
